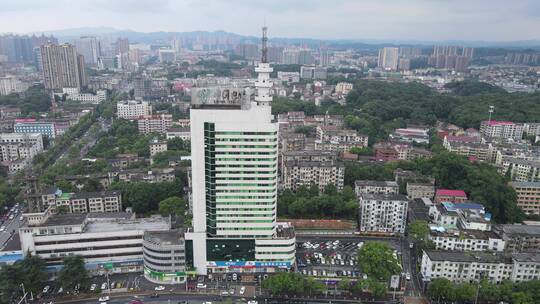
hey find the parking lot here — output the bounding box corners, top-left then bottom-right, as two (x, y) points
(296, 237), (404, 280)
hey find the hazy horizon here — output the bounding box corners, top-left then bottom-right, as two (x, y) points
(1, 0), (539, 42)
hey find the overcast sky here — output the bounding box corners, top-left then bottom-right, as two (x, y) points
(1, 0), (539, 41)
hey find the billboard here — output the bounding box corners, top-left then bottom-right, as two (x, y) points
(192, 87), (251, 105)
(207, 261), (292, 268)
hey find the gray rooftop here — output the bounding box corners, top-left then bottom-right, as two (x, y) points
(360, 193), (408, 201)
(512, 252), (540, 263)
(496, 224), (540, 237)
(144, 229), (185, 246)
(510, 181), (540, 188)
(424, 250), (508, 263)
(355, 180), (398, 188)
(42, 213), (87, 227)
(85, 215), (170, 233)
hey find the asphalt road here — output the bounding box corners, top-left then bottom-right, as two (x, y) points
(0, 210), (25, 248)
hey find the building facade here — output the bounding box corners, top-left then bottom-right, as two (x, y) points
(480, 121), (524, 141)
(40, 43), (86, 90)
(137, 114), (173, 134)
(116, 100), (152, 119)
(358, 193), (408, 235)
(510, 182), (540, 215)
(143, 230), (187, 284)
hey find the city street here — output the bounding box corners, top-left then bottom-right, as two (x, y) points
(0, 207), (25, 249)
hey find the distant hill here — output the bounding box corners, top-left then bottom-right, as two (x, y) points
(25, 27), (540, 49)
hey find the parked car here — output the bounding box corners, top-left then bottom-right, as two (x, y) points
(240, 286), (246, 295)
(154, 285), (165, 291)
(197, 283), (207, 289)
(42, 285), (50, 293)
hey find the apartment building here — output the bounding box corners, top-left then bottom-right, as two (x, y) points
(480, 121), (524, 141)
(166, 127), (190, 141)
(421, 250), (540, 284)
(407, 181), (436, 199)
(282, 160), (344, 192)
(316, 125), (369, 149)
(510, 181), (540, 215)
(116, 100), (152, 119)
(493, 224), (540, 253)
(429, 229), (505, 252)
(358, 193), (408, 234)
(14, 119), (56, 138)
(354, 180), (399, 196)
(149, 139), (168, 157)
(0, 133), (44, 173)
(137, 114), (173, 134)
(33, 189), (122, 213)
(502, 158), (540, 182)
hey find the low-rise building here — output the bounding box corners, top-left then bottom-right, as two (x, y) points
(434, 189), (468, 204)
(137, 114), (173, 134)
(150, 139), (168, 157)
(431, 202), (491, 231)
(14, 119), (56, 138)
(493, 224), (540, 253)
(19, 212), (171, 273)
(143, 230), (187, 284)
(429, 229), (505, 252)
(316, 125), (369, 149)
(114, 168), (176, 183)
(390, 128), (430, 144)
(282, 160), (344, 192)
(32, 189), (122, 213)
(355, 180), (399, 196)
(0, 133), (44, 173)
(358, 193), (408, 235)
(166, 127), (190, 141)
(407, 181), (435, 199)
(501, 158), (540, 182)
(421, 250), (540, 283)
(510, 181), (540, 215)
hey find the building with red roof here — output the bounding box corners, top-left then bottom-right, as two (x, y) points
(435, 189), (468, 204)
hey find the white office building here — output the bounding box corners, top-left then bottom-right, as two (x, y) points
(186, 27), (295, 275)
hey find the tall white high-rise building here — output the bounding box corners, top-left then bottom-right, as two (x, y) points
(74, 36), (101, 66)
(378, 47), (399, 71)
(186, 27), (295, 275)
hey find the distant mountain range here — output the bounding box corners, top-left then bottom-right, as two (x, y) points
(26, 27), (540, 49)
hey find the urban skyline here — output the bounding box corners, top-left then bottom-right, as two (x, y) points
(1, 0), (540, 42)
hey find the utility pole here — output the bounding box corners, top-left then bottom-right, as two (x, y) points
(20, 283), (27, 304)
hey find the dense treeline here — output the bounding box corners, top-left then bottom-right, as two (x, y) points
(88, 119), (152, 158)
(109, 178), (185, 214)
(0, 85), (51, 115)
(278, 185), (358, 219)
(343, 152), (524, 223)
(272, 79), (540, 135)
(428, 278), (540, 304)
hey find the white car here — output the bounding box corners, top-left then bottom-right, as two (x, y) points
(197, 283), (207, 289)
(42, 285), (50, 293)
(19, 216), (24, 221)
(240, 286), (246, 295)
(406, 272), (411, 280)
(0, 226), (5, 232)
(154, 285), (165, 291)
(232, 273), (237, 281)
(101, 282), (108, 290)
(98, 296), (110, 302)
(90, 283), (97, 291)
(248, 301), (258, 304)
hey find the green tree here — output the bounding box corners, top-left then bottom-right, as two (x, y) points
(427, 278), (455, 302)
(57, 256), (88, 291)
(408, 220), (429, 242)
(455, 282), (476, 303)
(21, 255), (47, 295)
(364, 278), (388, 299)
(158, 196), (187, 218)
(357, 241), (401, 281)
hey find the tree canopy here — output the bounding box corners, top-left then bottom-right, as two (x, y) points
(357, 241), (401, 281)
(57, 255), (89, 291)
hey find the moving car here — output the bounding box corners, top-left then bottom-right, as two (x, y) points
(406, 272), (411, 280)
(154, 285), (166, 291)
(98, 296), (110, 302)
(101, 282), (108, 290)
(197, 283), (207, 289)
